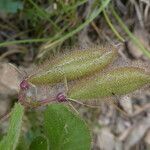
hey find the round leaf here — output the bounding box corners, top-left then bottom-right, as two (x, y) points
(43, 104), (91, 150)
(29, 136), (49, 150)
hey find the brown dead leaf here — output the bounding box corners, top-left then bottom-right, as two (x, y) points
(127, 28), (150, 59)
(119, 96), (133, 115)
(97, 128), (123, 150)
(145, 130), (150, 146)
(0, 63), (21, 95)
(123, 115), (150, 150)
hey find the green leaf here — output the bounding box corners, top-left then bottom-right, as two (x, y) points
(16, 135), (30, 150)
(29, 135), (49, 150)
(68, 67), (150, 100)
(0, 103), (24, 150)
(43, 104), (91, 150)
(0, 0), (23, 13)
(29, 47), (117, 85)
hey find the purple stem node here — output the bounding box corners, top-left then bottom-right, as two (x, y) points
(20, 80), (30, 90)
(56, 93), (67, 102)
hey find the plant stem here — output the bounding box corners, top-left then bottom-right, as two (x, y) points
(103, 8), (125, 42)
(0, 111), (11, 123)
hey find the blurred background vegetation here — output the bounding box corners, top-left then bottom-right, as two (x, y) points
(0, 0), (149, 64)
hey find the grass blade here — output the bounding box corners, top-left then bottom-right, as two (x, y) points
(103, 8), (125, 42)
(0, 103), (24, 150)
(111, 6), (150, 59)
(38, 0), (111, 58)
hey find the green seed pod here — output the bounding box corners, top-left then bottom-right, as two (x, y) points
(68, 67), (150, 100)
(29, 47), (117, 85)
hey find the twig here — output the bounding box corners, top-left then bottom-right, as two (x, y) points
(129, 103), (150, 118)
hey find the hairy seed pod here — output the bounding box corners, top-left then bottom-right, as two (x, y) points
(28, 47), (117, 85)
(68, 67), (150, 100)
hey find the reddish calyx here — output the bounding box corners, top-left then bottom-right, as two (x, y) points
(20, 80), (30, 90)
